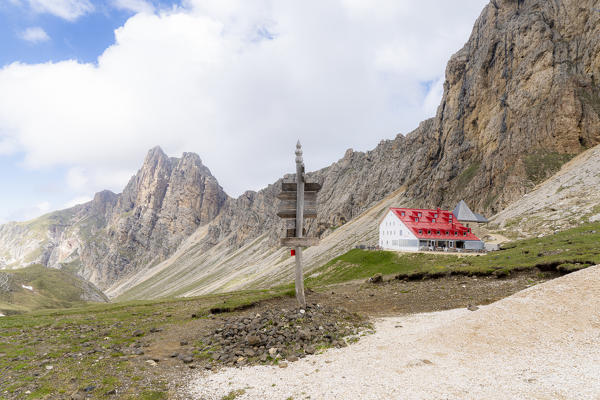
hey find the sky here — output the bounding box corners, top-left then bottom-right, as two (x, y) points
(0, 0), (489, 224)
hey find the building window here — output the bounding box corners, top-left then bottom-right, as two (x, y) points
(401, 211), (405, 216)
(418, 212), (422, 217)
(463, 232), (467, 236)
(434, 213), (438, 218)
(436, 231), (440, 235)
(445, 231), (449, 235)
(418, 230), (422, 235)
(415, 217), (419, 222)
(454, 231), (458, 236)
(432, 218), (436, 223)
(427, 230), (431, 235)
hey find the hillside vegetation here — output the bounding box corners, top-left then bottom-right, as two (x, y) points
(307, 222), (600, 285)
(0, 286), (302, 399)
(2, 222), (598, 398)
(0, 265), (108, 314)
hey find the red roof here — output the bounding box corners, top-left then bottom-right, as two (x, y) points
(389, 208), (481, 241)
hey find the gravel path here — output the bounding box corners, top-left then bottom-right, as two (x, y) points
(187, 266), (600, 399)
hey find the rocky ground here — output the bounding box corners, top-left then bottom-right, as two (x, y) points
(200, 305), (367, 367)
(0, 269), (556, 399)
(187, 266), (600, 399)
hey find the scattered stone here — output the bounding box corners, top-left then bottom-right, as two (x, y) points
(180, 340), (188, 346)
(278, 362), (288, 368)
(198, 305), (368, 369)
(467, 305), (479, 311)
(105, 389), (117, 396)
(368, 273), (383, 284)
(247, 335), (261, 346)
(132, 330), (144, 337)
(83, 385), (96, 393)
(70, 391), (84, 400)
(146, 360), (157, 366)
(133, 349), (144, 356)
(298, 330), (312, 341)
(149, 327), (162, 333)
(179, 355), (193, 364)
(45, 365), (54, 370)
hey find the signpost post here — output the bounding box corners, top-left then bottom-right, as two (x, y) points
(276, 141), (321, 308)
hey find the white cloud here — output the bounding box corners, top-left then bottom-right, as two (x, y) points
(64, 195), (93, 208)
(13, 202), (51, 221)
(19, 27), (50, 43)
(0, 137), (18, 155)
(0, 0), (488, 202)
(66, 167), (88, 191)
(111, 0), (154, 14)
(422, 77), (445, 117)
(28, 0), (94, 21)
(36, 201), (51, 213)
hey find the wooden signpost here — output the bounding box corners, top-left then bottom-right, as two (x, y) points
(277, 141), (321, 308)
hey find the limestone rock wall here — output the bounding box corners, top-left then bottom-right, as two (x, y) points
(2, 0), (600, 297)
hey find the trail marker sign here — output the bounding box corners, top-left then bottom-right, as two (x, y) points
(277, 141), (321, 307)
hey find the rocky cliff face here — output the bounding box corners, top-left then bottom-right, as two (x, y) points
(97, 147), (228, 284)
(1, 0), (599, 298)
(419, 0), (600, 211)
(202, 0), (600, 253)
(0, 147), (228, 290)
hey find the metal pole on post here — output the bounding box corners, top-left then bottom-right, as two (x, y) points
(294, 141), (306, 308)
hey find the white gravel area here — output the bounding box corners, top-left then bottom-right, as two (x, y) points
(187, 266), (600, 400)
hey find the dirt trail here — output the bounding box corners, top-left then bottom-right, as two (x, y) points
(186, 265), (600, 399)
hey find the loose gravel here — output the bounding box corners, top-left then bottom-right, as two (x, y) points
(187, 265), (600, 399)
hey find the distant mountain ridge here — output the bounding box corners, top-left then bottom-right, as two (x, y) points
(1, 0), (599, 299)
(0, 148), (228, 289)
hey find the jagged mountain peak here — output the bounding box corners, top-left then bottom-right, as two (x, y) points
(2, 0), (600, 300)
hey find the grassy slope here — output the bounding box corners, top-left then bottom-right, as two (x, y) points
(1, 223), (599, 398)
(307, 222), (600, 285)
(0, 287), (294, 399)
(0, 265), (107, 314)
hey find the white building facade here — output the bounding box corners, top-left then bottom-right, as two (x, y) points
(378, 210), (420, 251)
(378, 207), (485, 252)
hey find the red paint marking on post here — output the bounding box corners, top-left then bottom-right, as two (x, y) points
(291, 249), (296, 256)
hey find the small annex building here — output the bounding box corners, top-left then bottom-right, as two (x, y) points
(453, 200), (489, 226)
(378, 207), (485, 252)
